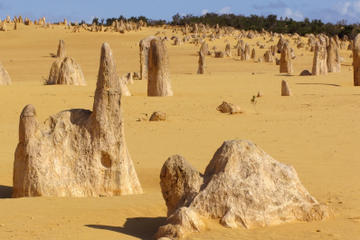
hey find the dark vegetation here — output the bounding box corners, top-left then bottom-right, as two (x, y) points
(88, 13), (360, 39)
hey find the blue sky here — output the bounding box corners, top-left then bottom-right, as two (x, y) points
(0, 0), (360, 24)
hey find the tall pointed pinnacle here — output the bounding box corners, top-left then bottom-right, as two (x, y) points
(96, 42), (118, 91)
(92, 42), (122, 139)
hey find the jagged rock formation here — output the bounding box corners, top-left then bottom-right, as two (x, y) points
(199, 41), (208, 56)
(46, 57), (86, 85)
(281, 80), (291, 96)
(149, 111), (166, 121)
(312, 40), (328, 76)
(216, 101), (242, 114)
(280, 42), (293, 74)
(354, 33), (360, 86)
(0, 62), (12, 85)
(277, 36), (287, 53)
(264, 51), (274, 63)
(160, 155), (203, 216)
(118, 76), (132, 96)
(156, 140), (329, 239)
(148, 38), (173, 96)
(197, 51), (205, 74)
(13, 43), (143, 197)
(251, 48), (256, 59)
(244, 44), (251, 60)
(225, 43), (231, 57)
(327, 37), (341, 73)
(56, 40), (66, 58)
(139, 36), (157, 80)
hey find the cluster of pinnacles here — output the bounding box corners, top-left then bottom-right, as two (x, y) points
(8, 19), (360, 239)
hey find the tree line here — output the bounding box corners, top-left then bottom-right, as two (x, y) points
(89, 13), (360, 39)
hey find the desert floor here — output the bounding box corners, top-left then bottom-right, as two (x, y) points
(0, 24), (359, 240)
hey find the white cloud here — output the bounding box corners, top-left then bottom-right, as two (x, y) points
(336, 1), (360, 16)
(340, 2), (351, 14)
(353, 1), (360, 12)
(201, 9), (209, 15)
(219, 6), (231, 14)
(284, 8), (304, 21)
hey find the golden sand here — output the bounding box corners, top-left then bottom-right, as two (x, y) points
(0, 24), (359, 239)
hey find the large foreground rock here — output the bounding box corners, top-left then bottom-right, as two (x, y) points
(13, 43), (143, 197)
(156, 140), (329, 239)
(0, 62), (12, 85)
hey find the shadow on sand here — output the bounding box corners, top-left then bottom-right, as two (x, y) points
(0, 185), (13, 198)
(296, 82), (341, 87)
(86, 217), (166, 240)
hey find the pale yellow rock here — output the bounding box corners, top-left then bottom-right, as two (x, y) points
(312, 38), (328, 76)
(197, 51), (205, 74)
(139, 36), (157, 80)
(148, 38), (173, 96)
(156, 140), (329, 239)
(217, 101), (242, 114)
(12, 43), (143, 197)
(47, 57), (86, 86)
(149, 111), (166, 121)
(56, 40), (66, 58)
(353, 34), (360, 86)
(327, 37), (341, 73)
(281, 80), (291, 96)
(280, 42), (293, 74)
(0, 62), (12, 85)
(160, 155), (202, 215)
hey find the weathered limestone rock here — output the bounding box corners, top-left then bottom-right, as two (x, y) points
(281, 80), (291, 96)
(280, 42), (293, 74)
(118, 76), (131, 96)
(277, 36), (287, 53)
(312, 41), (328, 76)
(0, 62), (12, 85)
(264, 51), (274, 63)
(225, 43), (231, 57)
(161, 155), (203, 216)
(148, 38), (173, 96)
(270, 45), (278, 56)
(199, 41), (208, 56)
(244, 44), (251, 60)
(46, 57), (86, 86)
(139, 36), (157, 80)
(251, 48), (256, 59)
(56, 40), (66, 58)
(300, 70), (312, 76)
(197, 51), (205, 74)
(353, 34), (360, 86)
(13, 43), (143, 197)
(216, 102), (242, 114)
(149, 111), (166, 121)
(276, 58), (280, 65)
(156, 140), (329, 239)
(327, 37), (341, 73)
(0, 21), (7, 31)
(214, 51), (225, 58)
(47, 59), (62, 85)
